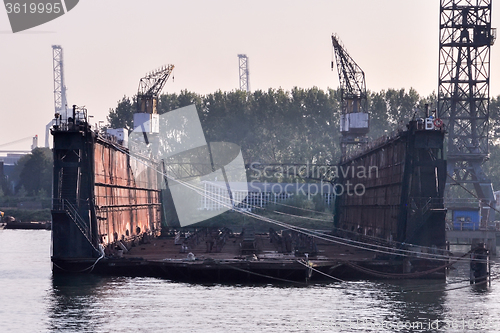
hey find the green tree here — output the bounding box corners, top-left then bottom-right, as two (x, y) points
(483, 144), (500, 191)
(367, 90), (390, 139)
(110, 88), (500, 177)
(157, 93), (180, 114)
(15, 148), (52, 197)
(484, 95), (500, 191)
(384, 88), (420, 126)
(0, 170), (12, 196)
(489, 95), (500, 143)
(107, 95), (135, 130)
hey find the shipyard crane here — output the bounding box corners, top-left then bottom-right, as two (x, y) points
(331, 34), (369, 157)
(437, 0), (497, 225)
(136, 65), (175, 115)
(133, 65), (174, 145)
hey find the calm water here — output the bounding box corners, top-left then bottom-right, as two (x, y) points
(1, 230), (499, 333)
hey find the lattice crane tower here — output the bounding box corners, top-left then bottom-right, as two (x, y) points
(438, 0), (497, 224)
(49, 45), (68, 147)
(238, 54), (250, 93)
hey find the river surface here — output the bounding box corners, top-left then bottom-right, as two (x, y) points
(1, 230), (499, 333)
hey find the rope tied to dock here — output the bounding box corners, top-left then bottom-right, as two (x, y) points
(295, 259), (345, 283)
(225, 264), (309, 285)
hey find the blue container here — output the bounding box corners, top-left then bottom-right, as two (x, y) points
(452, 209), (480, 230)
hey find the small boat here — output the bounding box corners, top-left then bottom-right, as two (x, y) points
(1, 215), (51, 230)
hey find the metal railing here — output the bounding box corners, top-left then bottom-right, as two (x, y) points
(53, 198), (100, 253)
(452, 221), (480, 231)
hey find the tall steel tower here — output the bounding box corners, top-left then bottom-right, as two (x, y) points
(438, 0), (497, 224)
(52, 45), (68, 120)
(238, 54), (250, 93)
(49, 45), (69, 147)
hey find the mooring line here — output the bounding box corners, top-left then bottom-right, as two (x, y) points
(225, 264), (309, 285)
(295, 259), (345, 283)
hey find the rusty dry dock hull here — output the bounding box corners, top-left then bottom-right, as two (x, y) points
(334, 120), (447, 250)
(51, 258), (446, 283)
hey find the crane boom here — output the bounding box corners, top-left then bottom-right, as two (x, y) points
(133, 65), (174, 140)
(331, 34), (367, 113)
(331, 34), (369, 158)
(137, 65), (174, 114)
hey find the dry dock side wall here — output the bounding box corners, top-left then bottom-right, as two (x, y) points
(94, 139), (161, 248)
(334, 121), (447, 249)
(51, 122), (161, 261)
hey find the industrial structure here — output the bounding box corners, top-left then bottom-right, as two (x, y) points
(438, 0), (497, 225)
(331, 32), (448, 266)
(48, 2), (496, 281)
(51, 106), (162, 266)
(334, 120), (447, 251)
(0, 136), (39, 190)
(238, 54), (250, 93)
(133, 65), (174, 141)
(136, 65), (174, 115)
(49, 45), (69, 148)
(51, 65), (176, 271)
(331, 34), (369, 158)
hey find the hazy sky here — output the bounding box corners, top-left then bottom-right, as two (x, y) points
(1, 0), (499, 151)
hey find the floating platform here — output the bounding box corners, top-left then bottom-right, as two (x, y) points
(52, 230), (449, 283)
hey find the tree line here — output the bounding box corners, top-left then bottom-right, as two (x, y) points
(108, 87), (445, 165)
(1, 147), (52, 200)
(108, 87), (500, 189)
(4, 87), (500, 200)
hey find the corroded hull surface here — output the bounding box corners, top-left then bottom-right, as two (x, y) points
(94, 140), (161, 246)
(51, 119), (161, 266)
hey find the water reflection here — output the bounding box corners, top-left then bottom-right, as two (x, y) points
(42, 265), (499, 332)
(9, 230), (497, 332)
(382, 280), (447, 332)
(47, 274), (128, 332)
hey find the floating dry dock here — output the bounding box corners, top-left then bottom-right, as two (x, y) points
(50, 108), (449, 283)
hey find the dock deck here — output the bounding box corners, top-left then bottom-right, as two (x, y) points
(53, 230), (449, 283)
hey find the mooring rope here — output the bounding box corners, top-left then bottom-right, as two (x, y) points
(225, 263), (308, 285)
(343, 250), (473, 280)
(295, 259), (345, 283)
